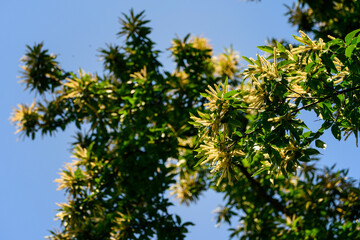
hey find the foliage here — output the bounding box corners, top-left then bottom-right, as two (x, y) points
(286, 0), (360, 39)
(216, 165), (360, 239)
(194, 29), (360, 181)
(11, 10), (239, 240)
(11, 9), (360, 240)
(193, 28), (360, 238)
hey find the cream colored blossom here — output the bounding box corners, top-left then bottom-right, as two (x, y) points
(243, 75), (267, 109)
(273, 139), (300, 171)
(291, 30), (325, 54)
(130, 66), (147, 81)
(190, 113), (213, 127)
(190, 36), (213, 55)
(170, 36), (213, 56)
(54, 202), (72, 221)
(330, 57), (349, 84)
(199, 140), (245, 185)
(203, 82), (235, 111)
(213, 48), (240, 78)
(10, 101), (38, 134)
(173, 70), (189, 88)
(244, 53), (279, 79)
(170, 171), (201, 205)
(54, 163), (77, 191)
(62, 70), (97, 99)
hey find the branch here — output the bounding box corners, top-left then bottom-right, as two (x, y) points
(228, 85), (360, 145)
(232, 161), (293, 217)
(291, 85), (360, 115)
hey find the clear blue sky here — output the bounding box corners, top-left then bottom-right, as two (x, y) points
(1, 1), (359, 239)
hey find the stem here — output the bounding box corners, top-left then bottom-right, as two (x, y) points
(230, 85), (360, 143)
(291, 85), (360, 115)
(233, 161), (293, 217)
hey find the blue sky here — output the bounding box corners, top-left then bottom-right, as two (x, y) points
(1, 0), (359, 239)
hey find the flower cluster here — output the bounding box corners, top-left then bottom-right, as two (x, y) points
(193, 30), (355, 182)
(10, 101), (39, 137)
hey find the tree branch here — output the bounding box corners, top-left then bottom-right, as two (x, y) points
(232, 161), (293, 217)
(291, 85), (360, 115)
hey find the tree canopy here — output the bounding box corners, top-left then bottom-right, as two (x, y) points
(11, 4), (360, 240)
(285, 0), (360, 39)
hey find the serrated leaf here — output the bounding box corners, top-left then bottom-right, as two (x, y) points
(277, 60), (294, 69)
(321, 54), (337, 73)
(303, 131), (312, 138)
(315, 139), (327, 149)
(266, 54), (274, 60)
(224, 77), (228, 90)
(224, 90), (238, 99)
(327, 38), (343, 46)
(304, 62), (315, 73)
(276, 41), (286, 53)
(331, 124), (341, 140)
(194, 155), (207, 167)
(257, 45), (274, 54)
(87, 142), (95, 160)
(200, 92), (210, 98)
(252, 166), (269, 177)
(293, 35), (304, 44)
(345, 45), (356, 58)
(304, 148), (320, 156)
(242, 56), (254, 65)
(345, 29), (360, 45)
(337, 94), (345, 103)
(235, 131), (243, 137)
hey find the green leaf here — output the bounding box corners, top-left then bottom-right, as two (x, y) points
(224, 77), (229, 91)
(266, 54), (274, 60)
(321, 54), (337, 73)
(345, 29), (360, 45)
(242, 56), (254, 65)
(74, 168), (84, 179)
(224, 90), (238, 98)
(326, 38), (343, 47)
(337, 94), (345, 104)
(228, 118), (243, 128)
(194, 155), (207, 167)
(200, 92), (210, 98)
(315, 139), (327, 149)
(176, 215), (181, 225)
(303, 131), (312, 138)
(252, 166), (269, 177)
(304, 62), (315, 73)
(304, 148), (321, 156)
(277, 60), (294, 69)
(257, 45), (274, 54)
(345, 45), (356, 58)
(235, 131), (243, 137)
(348, 61), (360, 74)
(331, 124), (341, 140)
(87, 142), (95, 159)
(276, 41), (286, 53)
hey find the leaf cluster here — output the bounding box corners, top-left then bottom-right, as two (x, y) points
(285, 0), (360, 39)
